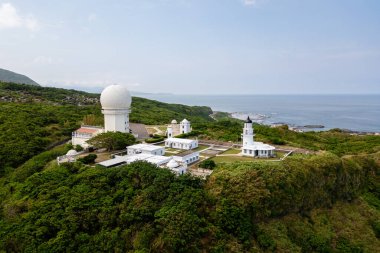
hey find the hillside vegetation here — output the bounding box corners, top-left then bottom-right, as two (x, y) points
(194, 120), (380, 156)
(0, 82), (379, 252)
(0, 68), (39, 86)
(0, 150), (378, 252)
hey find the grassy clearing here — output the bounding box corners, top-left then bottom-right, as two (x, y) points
(211, 156), (259, 163)
(165, 147), (179, 152)
(220, 148), (241, 155)
(158, 125), (167, 132)
(210, 154), (289, 163)
(164, 152), (177, 157)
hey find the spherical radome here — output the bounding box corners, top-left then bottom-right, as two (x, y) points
(171, 119), (178, 124)
(100, 84), (132, 109)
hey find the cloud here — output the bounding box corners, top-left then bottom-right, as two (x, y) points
(242, 0), (257, 6)
(87, 13), (97, 23)
(33, 56), (65, 65)
(0, 3), (40, 31)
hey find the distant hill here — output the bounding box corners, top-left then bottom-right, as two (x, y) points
(0, 68), (39, 86)
(0, 81), (213, 124)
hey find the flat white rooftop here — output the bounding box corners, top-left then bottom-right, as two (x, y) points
(98, 153), (170, 168)
(145, 155), (171, 165)
(243, 142), (276, 151)
(128, 143), (164, 151)
(165, 138), (197, 144)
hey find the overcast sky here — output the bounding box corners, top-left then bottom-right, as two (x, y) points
(0, 0), (379, 94)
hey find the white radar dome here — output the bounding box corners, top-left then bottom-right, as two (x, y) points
(167, 159), (179, 168)
(100, 84), (132, 109)
(66, 150), (78, 156)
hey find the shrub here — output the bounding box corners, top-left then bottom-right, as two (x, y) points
(257, 233), (276, 251)
(77, 154), (97, 164)
(199, 160), (216, 170)
(145, 137), (164, 143)
(371, 220), (380, 238)
(75, 144), (84, 152)
(87, 132), (136, 151)
(269, 137), (285, 145)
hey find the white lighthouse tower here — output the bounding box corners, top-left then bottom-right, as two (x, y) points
(242, 116), (255, 146)
(100, 84), (131, 133)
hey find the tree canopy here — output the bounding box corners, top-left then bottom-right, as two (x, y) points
(87, 132), (136, 151)
(0, 150), (379, 252)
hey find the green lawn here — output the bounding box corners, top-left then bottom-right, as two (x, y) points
(159, 125), (167, 131)
(275, 151), (288, 159)
(210, 153), (288, 163)
(165, 148), (179, 152)
(220, 148), (241, 155)
(164, 152), (177, 157)
(211, 156), (258, 163)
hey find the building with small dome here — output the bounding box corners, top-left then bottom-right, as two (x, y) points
(72, 84), (132, 148)
(57, 149), (80, 164)
(166, 158), (187, 175)
(242, 117), (276, 158)
(167, 118), (192, 138)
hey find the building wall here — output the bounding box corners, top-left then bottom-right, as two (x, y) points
(167, 120), (191, 137)
(180, 122), (191, 134)
(242, 122), (255, 146)
(173, 151), (200, 165)
(173, 166), (187, 175)
(127, 147), (165, 156)
(167, 126), (173, 138)
(165, 140), (198, 150)
(169, 124), (181, 137)
(72, 136), (90, 147)
(242, 148), (275, 158)
(103, 109), (130, 133)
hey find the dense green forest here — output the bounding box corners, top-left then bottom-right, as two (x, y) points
(0, 149), (379, 252)
(0, 82), (379, 252)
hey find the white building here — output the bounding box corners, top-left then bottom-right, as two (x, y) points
(180, 119), (191, 134)
(166, 159), (187, 175)
(167, 119), (192, 138)
(72, 84), (132, 148)
(57, 149), (78, 164)
(98, 153), (169, 167)
(173, 150), (200, 165)
(165, 137), (198, 150)
(127, 144), (165, 156)
(241, 117), (275, 158)
(72, 126), (104, 148)
(100, 84), (131, 133)
(98, 154), (186, 175)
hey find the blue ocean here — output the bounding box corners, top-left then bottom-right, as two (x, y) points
(136, 94), (380, 133)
